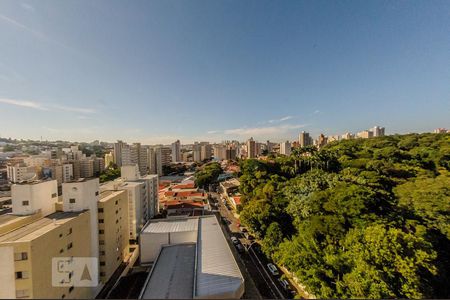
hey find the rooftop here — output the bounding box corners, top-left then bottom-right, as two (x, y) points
(140, 244), (196, 299)
(0, 211), (88, 243)
(99, 190), (125, 202)
(143, 217), (198, 234)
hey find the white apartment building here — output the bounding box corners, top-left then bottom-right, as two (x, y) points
(171, 140), (181, 163)
(6, 164), (37, 183)
(279, 141), (292, 156)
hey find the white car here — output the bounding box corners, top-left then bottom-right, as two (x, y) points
(267, 263), (279, 276)
(231, 236), (239, 245)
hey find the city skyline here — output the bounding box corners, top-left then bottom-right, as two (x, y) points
(0, 0), (449, 143)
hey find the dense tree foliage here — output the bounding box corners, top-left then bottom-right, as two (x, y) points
(238, 133), (450, 298)
(194, 162), (222, 188)
(99, 167), (120, 183)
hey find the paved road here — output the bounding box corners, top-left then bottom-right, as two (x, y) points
(209, 192), (293, 299)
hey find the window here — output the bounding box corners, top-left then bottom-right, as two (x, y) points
(68, 286), (74, 293)
(100, 261), (105, 266)
(16, 289), (29, 298)
(99, 240), (105, 245)
(116, 219), (118, 224)
(100, 272), (106, 277)
(99, 230), (104, 234)
(99, 251), (105, 256)
(22, 201), (29, 206)
(68, 228), (72, 235)
(14, 252), (28, 261)
(52, 193), (57, 198)
(61, 294), (66, 299)
(69, 198), (76, 204)
(99, 219), (104, 224)
(95, 191), (99, 196)
(59, 248), (64, 254)
(98, 208), (103, 213)
(67, 243), (73, 250)
(115, 200), (118, 205)
(15, 271), (29, 279)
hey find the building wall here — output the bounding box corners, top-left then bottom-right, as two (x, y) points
(0, 211), (93, 299)
(98, 190), (129, 284)
(11, 180), (58, 216)
(62, 179), (100, 263)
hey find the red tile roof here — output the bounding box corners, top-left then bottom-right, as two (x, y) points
(233, 196), (241, 205)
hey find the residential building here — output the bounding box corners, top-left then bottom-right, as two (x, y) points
(200, 143), (212, 161)
(193, 142), (201, 162)
(79, 159), (94, 178)
(97, 190), (129, 284)
(104, 152), (114, 168)
(357, 130), (373, 139)
(372, 126), (385, 137)
(279, 141), (292, 156)
(0, 210), (94, 299)
(299, 131), (313, 147)
(113, 140), (126, 167)
(11, 180), (58, 217)
(341, 132), (354, 140)
(434, 128), (448, 133)
(213, 145), (227, 161)
(6, 164), (37, 183)
(246, 137), (256, 159)
(171, 140), (181, 163)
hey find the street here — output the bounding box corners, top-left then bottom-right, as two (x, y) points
(208, 192), (295, 299)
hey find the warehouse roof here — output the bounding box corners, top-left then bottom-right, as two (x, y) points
(142, 217), (198, 234)
(140, 244), (196, 299)
(139, 216), (244, 299)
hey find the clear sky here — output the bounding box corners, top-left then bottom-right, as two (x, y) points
(0, 0), (449, 144)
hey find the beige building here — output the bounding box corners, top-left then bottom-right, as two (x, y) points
(246, 137), (256, 158)
(97, 190), (129, 284)
(0, 210), (94, 299)
(104, 152), (114, 168)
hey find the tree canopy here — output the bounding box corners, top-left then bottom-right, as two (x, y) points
(238, 133), (450, 298)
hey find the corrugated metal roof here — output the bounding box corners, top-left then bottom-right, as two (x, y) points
(143, 218), (198, 233)
(195, 216), (244, 299)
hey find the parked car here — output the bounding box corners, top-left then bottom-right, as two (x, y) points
(267, 263), (279, 276)
(231, 236), (239, 245)
(278, 278), (291, 291)
(235, 243), (245, 253)
(244, 232), (254, 240)
(239, 226), (248, 233)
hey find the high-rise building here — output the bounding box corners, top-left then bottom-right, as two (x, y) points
(372, 126), (385, 137)
(104, 152), (114, 168)
(6, 164), (37, 183)
(193, 142), (201, 162)
(434, 128), (448, 133)
(113, 141), (125, 167)
(79, 159), (94, 178)
(279, 141), (292, 156)
(200, 144), (212, 161)
(341, 132), (354, 140)
(213, 145), (227, 161)
(357, 130), (373, 139)
(317, 134), (328, 149)
(246, 137), (256, 158)
(0, 209), (93, 299)
(299, 131), (313, 147)
(171, 140), (181, 163)
(97, 189), (129, 283)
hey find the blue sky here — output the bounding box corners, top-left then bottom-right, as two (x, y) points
(0, 0), (449, 144)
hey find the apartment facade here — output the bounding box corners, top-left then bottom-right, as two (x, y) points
(97, 190), (129, 284)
